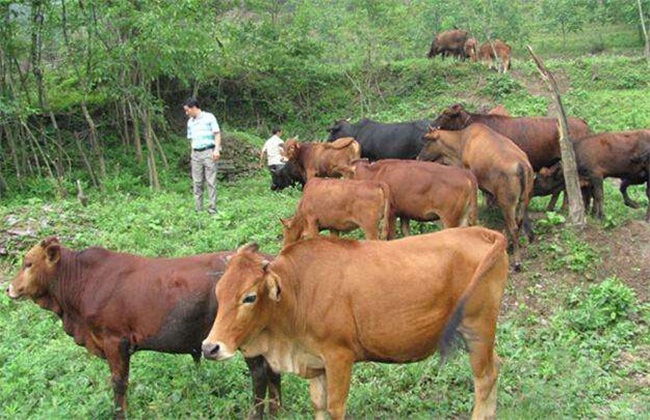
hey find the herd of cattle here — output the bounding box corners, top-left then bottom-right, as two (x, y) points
(427, 29), (512, 73)
(5, 103), (650, 417)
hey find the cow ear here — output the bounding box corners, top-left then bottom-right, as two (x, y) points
(237, 243), (259, 254)
(44, 242), (61, 266)
(266, 271), (281, 302)
(280, 218), (291, 228)
(223, 254), (233, 265)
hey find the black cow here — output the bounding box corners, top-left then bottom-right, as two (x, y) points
(326, 118), (430, 161)
(272, 161), (305, 191)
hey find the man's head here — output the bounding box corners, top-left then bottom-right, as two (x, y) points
(272, 127), (282, 136)
(183, 98), (201, 118)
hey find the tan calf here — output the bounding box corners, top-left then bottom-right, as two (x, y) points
(280, 177), (390, 245)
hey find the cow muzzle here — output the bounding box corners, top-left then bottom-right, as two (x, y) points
(6, 284), (20, 299)
(201, 340), (235, 361)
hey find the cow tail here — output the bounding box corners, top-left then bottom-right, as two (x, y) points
(438, 230), (507, 369)
(378, 181), (391, 240)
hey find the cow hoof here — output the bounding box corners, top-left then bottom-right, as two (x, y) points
(625, 200), (640, 209)
(511, 262), (523, 272)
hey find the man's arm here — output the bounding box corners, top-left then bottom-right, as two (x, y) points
(212, 131), (221, 161)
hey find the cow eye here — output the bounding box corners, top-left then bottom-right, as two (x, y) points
(242, 293), (257, 304)
(24, 262), (32, 269)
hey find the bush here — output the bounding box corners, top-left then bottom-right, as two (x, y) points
(567, 277), (638, 333)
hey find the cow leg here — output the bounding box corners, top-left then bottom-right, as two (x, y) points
(645, 171), (650, 222)
(467, 341), (500, 420)
(244, 356), (272, 419)
(400, 217), (411, 237)
(500, 200), (521, 270)
(329, 230), (340, 238)
(386, 210), (398, 240)
(360, 222), (379, 240)
(591, 177), (605, 219)
(105, 338), (131, 419)
(323, 352), (354, 420)
(620, 178), (641, 209)
(309, 373), (328, 420)
(267, 365), (282, 417)
(546, 191), (561, 212)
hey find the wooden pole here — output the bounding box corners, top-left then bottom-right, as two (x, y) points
(527, 45), (586, 226)
(638, 0), (650, 64)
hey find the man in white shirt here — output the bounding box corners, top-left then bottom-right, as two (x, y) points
(260, 128), (287, 191)
(184, 98), (220, 214)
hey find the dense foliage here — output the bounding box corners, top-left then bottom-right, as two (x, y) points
(1, 0), (649, 196)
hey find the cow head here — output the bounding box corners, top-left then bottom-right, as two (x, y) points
(283, 138), (300, 162)
(432, 104), (471, 130)
(7, 237), (61, 300)
(533, 162), (565, 196)
(326, 119), (354, 142)
(202, 243), (280, 361)
(418, 127), (462, 166)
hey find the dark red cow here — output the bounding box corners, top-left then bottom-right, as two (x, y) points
(433, 104), (591, 171)
(428, 29), (469, 59)
(6, 238), (281, 419)
(573, 130), (650, 220)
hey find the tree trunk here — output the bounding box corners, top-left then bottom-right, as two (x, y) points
(528, 45), (586, 226)
(638, 0), (650, 64)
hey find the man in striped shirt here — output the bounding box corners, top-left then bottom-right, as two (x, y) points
(184, 98), (221, 214)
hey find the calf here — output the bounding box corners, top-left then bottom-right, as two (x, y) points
(533, 161), (593, 212)
(6, 238), (281, 419)
(350, 159), (478, 238)
(573, 130), (650, 221)
(280, 177), (390, 245)
(202, 228), (509, 419)
(284, 137), (360, 181)
(420, 124), (535, 270)
(465, 37), (478, 61)
(478, 39), (512, 73)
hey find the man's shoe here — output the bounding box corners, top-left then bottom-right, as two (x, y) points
(207, 208), (217, 215)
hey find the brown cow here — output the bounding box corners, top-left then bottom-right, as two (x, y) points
(573, 130), (650, 221)
(6, 238), (281, 419)
(202, 228), (509, 419)
(283, 137), (360, 181)
(420, 124), (535, 270)
(465, 37), (478, 61)
(349, 159), (478, 238)
(533, 161), (594, 212)
(433, 104), (591, 171)
(428, 29), (469, 59)
(280, 177), (390, 246)
(478, 39), (512, 73)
